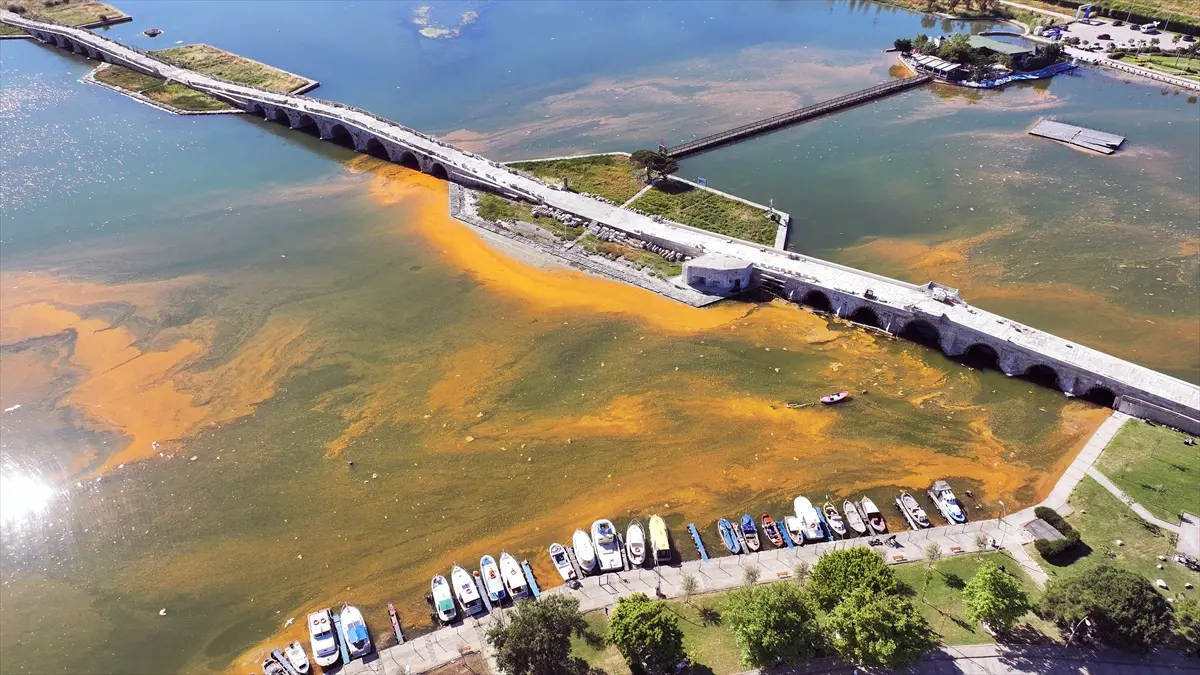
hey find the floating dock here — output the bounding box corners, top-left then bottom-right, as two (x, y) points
(687, 524), (709, 562)
(521, 560), (541, 597)
(665, 75), (931, 158)
(332, 609), (352, 665)
(472, 575), (493, 613)
(1029, 119), (1125, 154)
(387, 602), (406, 645)
(780, 521), (796, 548)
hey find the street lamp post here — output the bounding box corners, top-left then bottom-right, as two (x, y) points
(1067, 615), (1092, 645)
(997, 499), (1008, 549)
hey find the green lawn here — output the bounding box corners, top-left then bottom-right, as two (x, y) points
(474, 192), (584, 240)
(892, 552), (1057, 645)
(577, 234), (682, 278)
(1113, 53), (1200, 82)
(0, 22), (26, 36)
(91, 64), (233, 112)
(509, 155), (645, 204)
(1095, 421), (1200, 522)
(152, 44), (310, 93)
(1040, 476), (1198, 597)
(7, 0), (127, 26)
(629, 180), (780, 247)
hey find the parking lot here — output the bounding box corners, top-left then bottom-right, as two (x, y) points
(1054, 17), (1196, 50)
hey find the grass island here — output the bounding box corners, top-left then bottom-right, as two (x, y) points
(1, 0), (128, 36)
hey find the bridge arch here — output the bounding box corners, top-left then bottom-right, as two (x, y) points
(292, 113), (317, 131)
(899, 319), (941, 350)
(429, 162), (449, 180)
(799, 289), (833, 313)
(1081, 385), (1117, 408)
(1022, 363), (1061, 390)
(249, 103), (265, 118)
(362, 136), (390, 161)
(270, 107), (291, 125)
(325, 123), (355, 148)
(396, 150), (420, 171)
(848, 306), (880, 328)
(957, 343), (1000, 371)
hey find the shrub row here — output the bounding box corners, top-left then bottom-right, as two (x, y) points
(1033, 506), (1083, 559)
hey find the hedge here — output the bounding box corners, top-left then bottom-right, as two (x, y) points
(1033, 506), (1083, 559)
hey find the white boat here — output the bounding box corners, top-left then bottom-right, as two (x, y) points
(625, 520), (646, 567)
(823, 502), (847, 537)
(549, 542), (577, 581)
(648, 514), (671, 564)
(843, 499), (868, 535)
(927, 480), (967, 524)
(792, 497), (825, 541)
(284, 641), (310, 674)
(784, 516), (805, 544)
(572, 528), (597, 573)
(431, 574), (457, 624)
(897, 491), (931, 529)
(860, 496), (888, 533)
(479, 555), (506, 603)
(339, 604), (372, 659)
(451, 565), (484, 616)
(592, 519), (623, 572)
(307, 609), (340, 668)
(499, 551), (529, 598)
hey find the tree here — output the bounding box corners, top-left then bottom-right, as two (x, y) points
(895, 37), (914, 52)
(962, 561), (1032, 632)
(825, 587), (935, 668)
(486, 595), (589, 675)
(629, 150), (678, 183)
(938, 32), (974, 63)
(607, 593), (685, 675)
(1040, 564), (1173, 652)
(808, 547), (898, 611)
(722, 582), (824, 668)
(912, 33), (933, 54)
(921, 542), (943, 598)
(793, 560), (811, 584)
(680, 574), (698, 604)
(973, 532), (990, 551)
(1173, 594), (1200, 655)
(743, 565), (761, 586)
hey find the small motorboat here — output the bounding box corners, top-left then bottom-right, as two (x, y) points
(761, 514), (784, 548)
(451, 565), (484, 616)
(843, 499), (868, 536)
(625, 520), (647, 567)
(820, 391), (850, 405)
(262, 657), (288, 675)
(591, 519), (623, 572)
(500, 551), (529, 598)
(283, 641), (310, 674)
(269, 651), (295, 675)
(549, 542), (577, 581)
(860, 497), (887, 533)
(572, 528), (597, 574)
(740, 514), (761, 552)
(649, 514), (671, 564)
(784, 516), (805, 544)
(897, 491), (931, 529)
(307, 609), (340, 668)
(431, 575), (457, 624)
(823, 502), (847, 537)
(480, 555), (507, 603)
(927, 480), (967, 524)
(717, 518), (741, 554)
(339, 604), (372, 659)
(792, 497), (824, 542)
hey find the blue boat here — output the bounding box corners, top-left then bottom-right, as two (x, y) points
(740, 514), (761, 552)
(717, 518), (741, 554)
(687, 523), (709, 562)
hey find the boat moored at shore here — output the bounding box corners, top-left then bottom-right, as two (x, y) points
(649, 514), (672, 564)
(550, 543), (577, 581)
(591, 519), (624, 572)
(431, 575), (457, 624)
(625, 520), (646, 567)
(793, 497), (825, 542)
(897, 491), (932, 529)
(451, 565), (484, 616)
(339, 604), (372, 660)
(928, 480), (967, 524)
(479, 555), (506, 604)
(573, 528), (598, 574)
(500, 551), (530, 598)
(307, 609), (340, 668)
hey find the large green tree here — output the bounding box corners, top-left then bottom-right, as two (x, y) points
(824, 587), (935, 668)
(485, 595), (590, 675)
(1174, 595), (1200, 655)
(629, 150), (679, 183)
(1040, 563), (1173, 652)
(937, 33), (973, 63)
(721, 582), (823, 668)
(606, 593), (686, 675)
(807, 547), (898, 611)
(962, 561), (1032, 632)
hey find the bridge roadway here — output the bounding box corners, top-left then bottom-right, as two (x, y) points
(5, 11), (1199, 428)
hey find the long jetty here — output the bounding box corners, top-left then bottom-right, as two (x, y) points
(664, 75), (932, 158)
(5, 10), (1198, 432)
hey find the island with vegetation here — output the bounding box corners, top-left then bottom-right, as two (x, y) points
(0, 0), (128, 36)
(895, 32), (1072, 86)
(88, 44), (317, 114)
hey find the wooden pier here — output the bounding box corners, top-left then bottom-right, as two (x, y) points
(664, 75), (932, 158)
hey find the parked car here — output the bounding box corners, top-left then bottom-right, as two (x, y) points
(1183, 34), (1196, 42)
(1112, 19), (1124, 26)
(1097, 33), (1111, 40)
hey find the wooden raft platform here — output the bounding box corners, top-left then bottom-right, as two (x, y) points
(1029, 119), (1125, 154)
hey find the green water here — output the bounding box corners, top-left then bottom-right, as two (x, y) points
(0, 1), (1196, 673)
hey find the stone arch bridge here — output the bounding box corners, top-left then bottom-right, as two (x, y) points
(6, 10), (1199, 432)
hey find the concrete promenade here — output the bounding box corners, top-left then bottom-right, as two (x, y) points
(4, 10), (1198, 428)
(1040, 412), (1130, 514)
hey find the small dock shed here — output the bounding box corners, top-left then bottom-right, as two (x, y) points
(1029, 119), (1126, 154)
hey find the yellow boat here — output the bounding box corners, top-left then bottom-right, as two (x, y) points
(648, 514), (671, 564)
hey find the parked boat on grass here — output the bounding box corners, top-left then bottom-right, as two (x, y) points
(625, 520), (647, 567)
(500, 551), (530, 597)
(649, 514), (671, 564)
(339, 604), (372, 659)
(283, 641), (310, 674)
(550, 543), (577, 581)
(740, 514), (761, 551)
(431, 575), (457, 624)
(823, 502), (847, 537)
(793, 497), (825, 542)
(591, 519), (623, 572)
(928, 480), (967, 524)
(307, 609), (340, 668)
(573, 528), (597, 574)
(860, 497), (887, 533)
(717, 518), (741, 554)
(843, 500), (867, 535)
(897, 491), (931, 529)
(451, 565), (484, 616)
(480, 555), (507, 603)
(761, 514), (784, 548)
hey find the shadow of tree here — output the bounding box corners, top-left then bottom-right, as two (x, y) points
(998, 623), (1058, 646)
(698, 605), (723, 627)
(581, 628), (606, 650)
(941, 571), (966, 590)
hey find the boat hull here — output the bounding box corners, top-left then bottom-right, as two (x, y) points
(480, 556), (507, 603)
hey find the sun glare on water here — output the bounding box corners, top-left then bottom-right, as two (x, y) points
(0, 470), (56, 526)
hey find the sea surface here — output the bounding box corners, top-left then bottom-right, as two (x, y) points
(0, 1), (1196, 673)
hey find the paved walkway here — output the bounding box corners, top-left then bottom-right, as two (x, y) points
(1041, 412), (1129, 515)
(1086, 467), (1182, 534)
(737, 644), (1200, 674)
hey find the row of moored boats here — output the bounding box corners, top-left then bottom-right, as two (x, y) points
(431, 551), (536, 624)
(550, 516), (671, 581)
(261, 604), (374, 674)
